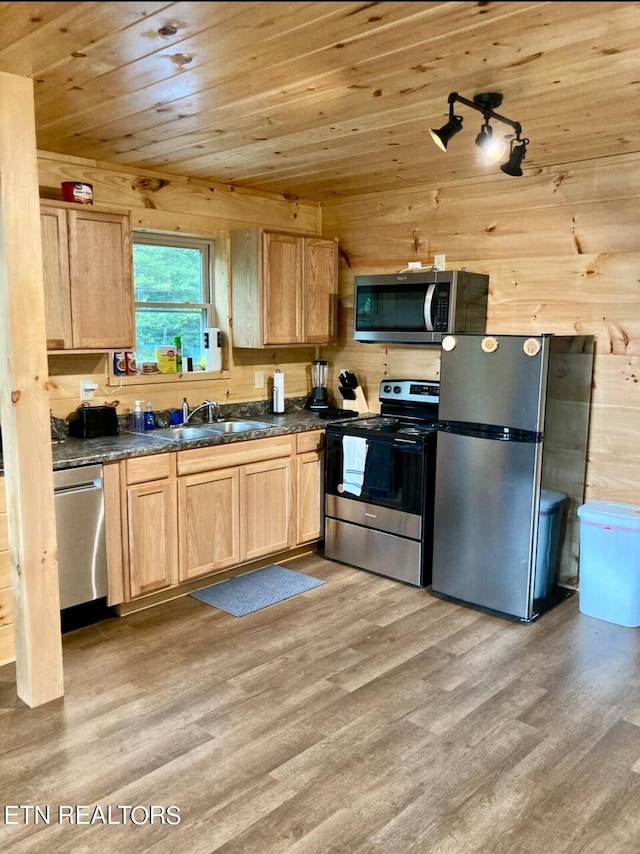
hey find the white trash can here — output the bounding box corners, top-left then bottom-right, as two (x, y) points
(577, 501), (640, 627)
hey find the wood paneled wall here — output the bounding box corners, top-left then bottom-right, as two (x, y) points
(321, 153), (640, 585)
(38, 151), (322, 419)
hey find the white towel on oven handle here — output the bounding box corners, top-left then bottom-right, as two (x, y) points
(340, 435), (369, 496)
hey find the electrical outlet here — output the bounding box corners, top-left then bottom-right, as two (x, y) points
(254, 371), (264, 389)
(434, 254), (446, 270)
(80, 381), (98, 402)
(407, 261), (423, 270)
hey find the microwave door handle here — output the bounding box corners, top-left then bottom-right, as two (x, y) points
(424, 284), (436, 331)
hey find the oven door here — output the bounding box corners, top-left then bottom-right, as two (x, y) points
(324, 428), (434, 586)
(325, 429), (424, 514)
(324, 428), (428, 545)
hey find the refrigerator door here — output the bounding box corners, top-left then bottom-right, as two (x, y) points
(439, 334), (550, 433)
(431, 429), (541, 620)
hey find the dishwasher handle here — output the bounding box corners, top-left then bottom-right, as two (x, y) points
(54, 479), (102, 496)
(53, 464), (103, 493)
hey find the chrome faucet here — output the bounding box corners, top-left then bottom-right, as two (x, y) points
(182, 398), (220, 424)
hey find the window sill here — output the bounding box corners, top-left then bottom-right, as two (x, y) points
(106, 370), (230, 387)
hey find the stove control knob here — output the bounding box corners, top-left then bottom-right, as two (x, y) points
(383, 384), (392, 393)
(393, 385), (401, 394)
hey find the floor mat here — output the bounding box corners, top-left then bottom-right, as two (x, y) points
(189, 564), (325, 616)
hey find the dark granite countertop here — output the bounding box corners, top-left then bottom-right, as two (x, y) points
(50, 410), (332, 470)
(0, 402), (367, 473)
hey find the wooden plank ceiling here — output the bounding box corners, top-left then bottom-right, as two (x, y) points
(0, 1), (639, 201)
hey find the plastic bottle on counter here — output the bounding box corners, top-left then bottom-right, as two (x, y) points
(132, 400), (145, 433)
(143, 402), (156, 431)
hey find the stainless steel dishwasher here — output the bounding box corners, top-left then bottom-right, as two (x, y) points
(53, 463), (107, 610)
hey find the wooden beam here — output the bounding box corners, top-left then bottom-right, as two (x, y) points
(0, 71), (63, 706)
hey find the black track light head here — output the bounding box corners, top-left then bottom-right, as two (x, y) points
(429, 114), (464, 151)
(474, 122), (507, 165)
(500, 137), (529, 177)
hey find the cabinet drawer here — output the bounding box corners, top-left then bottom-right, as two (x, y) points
(296, 430), (324, 454)
(177, 435), (294, 476)
(126, 453), (176, 485)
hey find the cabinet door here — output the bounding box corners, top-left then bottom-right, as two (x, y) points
(40, 207), (73, 349)
(296, 451), (324, 545)
(67, 209), (134, 349)
(126, 480), (178, 598)
(302, 237), (337, 344)
(240, 457), (292, 561)
(263, 232), (301, 345)
(178, 468), (240, 581)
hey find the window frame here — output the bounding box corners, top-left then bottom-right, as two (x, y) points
(131, 229), (215, 371)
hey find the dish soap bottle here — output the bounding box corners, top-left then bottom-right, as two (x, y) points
(143, 402), (155, 431)
(132, 400), (145, 433)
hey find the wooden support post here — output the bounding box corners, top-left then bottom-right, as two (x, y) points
(0, 72), (64, 706)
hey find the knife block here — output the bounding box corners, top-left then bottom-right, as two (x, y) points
(338, 385), (369, 414)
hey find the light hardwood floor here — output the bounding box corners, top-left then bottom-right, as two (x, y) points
(1, 552), (640, 853)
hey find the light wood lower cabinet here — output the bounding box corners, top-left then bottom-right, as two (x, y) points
(178, 468), (240, 581)
(105, 454), (178, 603)
(241, 457), (292, 561)
(127, 479), (178, 598)
(105, 431), (323, 604)
(0, 476), (15, 665)
(295, 430), (324, 545)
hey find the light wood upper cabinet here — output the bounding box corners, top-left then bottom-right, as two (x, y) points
(41, 207), (72, 349)
(230, 228), (337, 348)
(41, 204), (134, 350)
(302, 237), (338, 345)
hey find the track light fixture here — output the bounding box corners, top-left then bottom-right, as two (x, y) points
(430, 92), (528, 176)
(500, 137), (529, 177)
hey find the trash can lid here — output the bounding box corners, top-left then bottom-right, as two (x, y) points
(540, 488), (567, 511)
(578, 500), (640, 529)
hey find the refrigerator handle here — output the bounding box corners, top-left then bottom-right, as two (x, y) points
(424, 284), (436, 332)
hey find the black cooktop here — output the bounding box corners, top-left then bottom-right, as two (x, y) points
(326, 414), (437, 441)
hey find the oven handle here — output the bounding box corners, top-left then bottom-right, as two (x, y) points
(393, 438), (423, 449)
(424, 284), (436, 332)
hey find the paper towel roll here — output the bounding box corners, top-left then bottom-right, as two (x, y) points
(273, 370), (285, 413)
(203, 327), (222, 372)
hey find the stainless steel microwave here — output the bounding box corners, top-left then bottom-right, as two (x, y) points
(353, 269), (489, 344)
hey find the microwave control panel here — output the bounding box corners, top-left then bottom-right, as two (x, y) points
(433, 284), (451, 331)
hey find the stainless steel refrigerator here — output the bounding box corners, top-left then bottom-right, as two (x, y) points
(431, 333), (593, 621)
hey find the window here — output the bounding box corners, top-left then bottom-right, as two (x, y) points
(132, 231), (213, 367)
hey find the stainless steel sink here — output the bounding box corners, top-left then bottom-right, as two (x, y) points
(209, 420), (272, 433)
(146, 420), (272, 442)
(150, 424), (224, 441)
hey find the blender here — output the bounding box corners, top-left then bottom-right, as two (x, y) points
(305, 359), (330, 411)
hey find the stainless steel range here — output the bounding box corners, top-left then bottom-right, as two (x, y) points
(323, 379), (439, 586)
